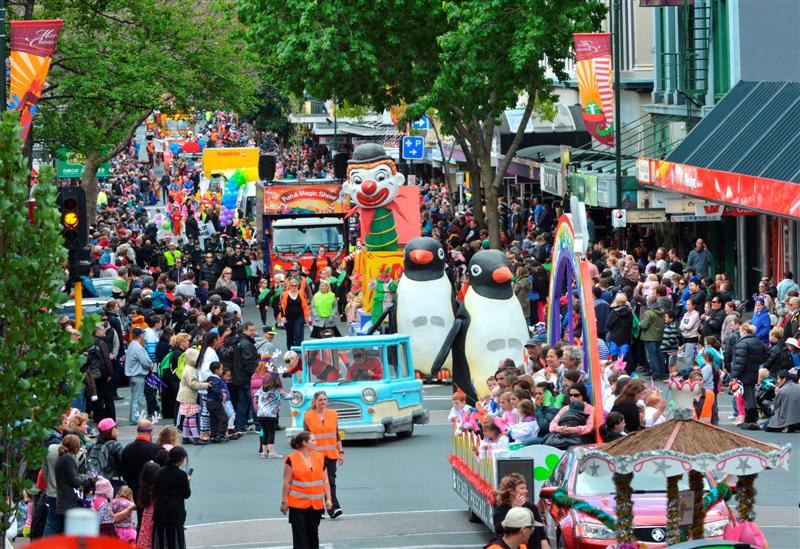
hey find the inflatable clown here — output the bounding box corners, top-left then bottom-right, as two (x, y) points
(342, 143), (406, 252)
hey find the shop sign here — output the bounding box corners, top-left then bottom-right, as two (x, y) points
(723, 206), (758, 216)
(612, 209), (627, 228)
(665, 196), (704, 214)
(596, 175), (617, 208)
(637, 157), (651, 183)
(583, 174), (598, 206)
(57, 148), (111, 178)
(626, 209), (667, 223)
(671, 214), (723, 222)
(639, 157), (800, 219)
(541, 163), (564, 196)
(637, 190), (668, 209)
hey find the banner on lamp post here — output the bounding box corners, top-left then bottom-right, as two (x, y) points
(574, 33), (614, 147)
(8, 19), (64, 141)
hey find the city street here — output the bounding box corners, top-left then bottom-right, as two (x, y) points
(106, 302), (800, 549)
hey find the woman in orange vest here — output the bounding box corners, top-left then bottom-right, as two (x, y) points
(303, 391), (343, 519)
(280, 431), (332, 549)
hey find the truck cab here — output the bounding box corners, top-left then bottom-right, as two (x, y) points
(286, 334), (429, 441)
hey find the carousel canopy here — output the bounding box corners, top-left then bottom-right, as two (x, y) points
(579, 418), (791, 478)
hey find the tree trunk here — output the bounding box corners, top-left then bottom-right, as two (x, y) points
(480, 150), (501, 249)
(468, 164), (483, 228)
(80, 153), (102, 224)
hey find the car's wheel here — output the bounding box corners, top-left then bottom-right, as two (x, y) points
(397, 424), (414, 438)
(467, 510), (482, 523)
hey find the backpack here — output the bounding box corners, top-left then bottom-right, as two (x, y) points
(87, 441), (111, 477)
(83, 344), (105, 381)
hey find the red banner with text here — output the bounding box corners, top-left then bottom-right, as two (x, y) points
(9, 19), (64, 141)
(574, 33), (614, 147)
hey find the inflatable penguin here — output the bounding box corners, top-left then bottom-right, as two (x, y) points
(431, 250), (529, 403)
(396, 237), (455, 378)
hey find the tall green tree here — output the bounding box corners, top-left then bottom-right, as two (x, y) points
(240, 0), (604, 248)
(0, 111), (90, 541)
(24, 0), (258, 217)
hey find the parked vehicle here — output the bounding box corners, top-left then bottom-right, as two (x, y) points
(286, 334), (429, 441)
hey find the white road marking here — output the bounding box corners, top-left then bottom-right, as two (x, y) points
(187, 508), (467, 528)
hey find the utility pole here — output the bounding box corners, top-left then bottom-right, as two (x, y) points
(1, 0), (6, 108)
(612, 0), (623, 248)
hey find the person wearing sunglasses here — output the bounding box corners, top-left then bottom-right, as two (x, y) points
(541, 382), (595, 449)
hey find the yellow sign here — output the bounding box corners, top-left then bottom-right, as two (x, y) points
(361, 251), (404, 314)
(202, 147), (260, 182)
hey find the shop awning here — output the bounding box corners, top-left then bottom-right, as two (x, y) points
(637, 81), (800, 219)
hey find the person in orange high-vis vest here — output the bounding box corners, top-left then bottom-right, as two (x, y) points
(689, 371), (717, 424)
(303, 391), (343, 519)
(281, 431), (332, 549)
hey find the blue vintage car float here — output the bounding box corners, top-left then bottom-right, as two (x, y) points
(286, 334), (429, 441)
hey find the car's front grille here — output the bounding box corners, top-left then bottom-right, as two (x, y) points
(634, 526), (669, 544)
(328, 400), (362, 421)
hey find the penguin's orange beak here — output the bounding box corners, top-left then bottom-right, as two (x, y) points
(409, 249), (433, 265)
(492, 266), (512, 283)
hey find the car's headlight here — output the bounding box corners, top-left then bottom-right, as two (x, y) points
(704, 519), (729, 538)
(575, 522), (615, 540)
(290, 391), (304, 407)
(361, 387), (377, 404)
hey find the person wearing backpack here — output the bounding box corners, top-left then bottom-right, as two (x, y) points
(160, 333), (191, 422)
(87, 419), (125, 491)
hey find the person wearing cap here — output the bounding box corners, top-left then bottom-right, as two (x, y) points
(88, 418), (125, 489)
(256, 325), (279, 356)
(751, 296), (772, 345)
(486, 505), (543, 549)
(786, 337), (800, 369)
(125, 326), (154, 425)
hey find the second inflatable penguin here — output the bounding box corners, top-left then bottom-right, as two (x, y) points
(396, 237), (455, 378)
(431, 250), (529, 403)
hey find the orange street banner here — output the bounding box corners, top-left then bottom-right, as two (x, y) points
(9, 19), (63, 141)
(574, 33), (614, 146)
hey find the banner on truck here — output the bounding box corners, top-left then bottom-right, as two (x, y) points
(9, 19), (64, 141)
(263, 184), (350, 215)
(202, 147), (259, 182)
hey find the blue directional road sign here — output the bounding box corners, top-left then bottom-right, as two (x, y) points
(411, 114), (430, 130)
(402, 136), (425, 160)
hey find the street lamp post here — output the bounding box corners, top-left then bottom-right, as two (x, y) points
(612, 0), (623, 247)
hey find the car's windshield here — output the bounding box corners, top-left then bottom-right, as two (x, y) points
(305, 345), (384, 383)
(273, 225), (343, 254)
(574, 471), (710, 496)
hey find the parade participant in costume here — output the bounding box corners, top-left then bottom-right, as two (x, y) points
(302, 392), (343, 519)
(369, 267), (397, 325)
(431, 250), (529, 404)
(396, 237), (455, 378)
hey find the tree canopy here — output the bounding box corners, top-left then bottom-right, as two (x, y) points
(240, 0), (605, 247)
(22, 0), (258, 213)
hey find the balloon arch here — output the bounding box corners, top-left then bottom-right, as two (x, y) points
(545, 202), (604, 439)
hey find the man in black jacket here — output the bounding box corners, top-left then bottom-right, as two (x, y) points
(199, 251), (222, 285)
(91, 323), (116, 422)
(120, 419), (161, 527)
(731, 323), (769, 428)
(232, 322), (259, 433)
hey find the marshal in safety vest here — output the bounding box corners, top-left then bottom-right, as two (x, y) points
(303, 409), (340, 460)
(285, 451), (326, 510)
(693, 390), (715, 423)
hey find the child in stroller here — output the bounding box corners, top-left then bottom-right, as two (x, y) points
(756, 368), (777, 418)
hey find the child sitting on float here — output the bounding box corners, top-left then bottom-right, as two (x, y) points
(476, 420), (509, 460)
(491, 391), (518, 433)
(448, 390), (475, 434)
(600, 410), (627, 442)
(507, 399), (541, 446)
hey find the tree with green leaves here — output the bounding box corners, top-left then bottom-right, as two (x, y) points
(23, 0), (258, 217)
(0, 111), (91, 541)
(240, 0), (605, 248)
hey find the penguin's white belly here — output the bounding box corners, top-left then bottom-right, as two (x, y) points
(396, 274), (454, 375)
(463, 289), (529, 399)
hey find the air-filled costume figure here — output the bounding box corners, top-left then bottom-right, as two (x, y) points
(396, 237), (455, 378)
(343, 143), (405, 252)
(431, 250), (529, 404)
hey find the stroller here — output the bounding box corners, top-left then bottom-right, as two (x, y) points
(756, 376), (776, 418)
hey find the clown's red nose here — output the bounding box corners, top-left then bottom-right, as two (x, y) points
(361, 180), (377, 195)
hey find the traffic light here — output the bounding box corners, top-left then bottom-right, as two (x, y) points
(56, 187), (88, 250)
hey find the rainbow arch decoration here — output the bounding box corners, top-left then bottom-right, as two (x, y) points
(545, 205), (604, 441)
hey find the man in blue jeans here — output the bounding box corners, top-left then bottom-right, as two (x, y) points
(125, 327), (152, 424)
(232, 322), (260, 433)
(639, 296), (667, 380)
